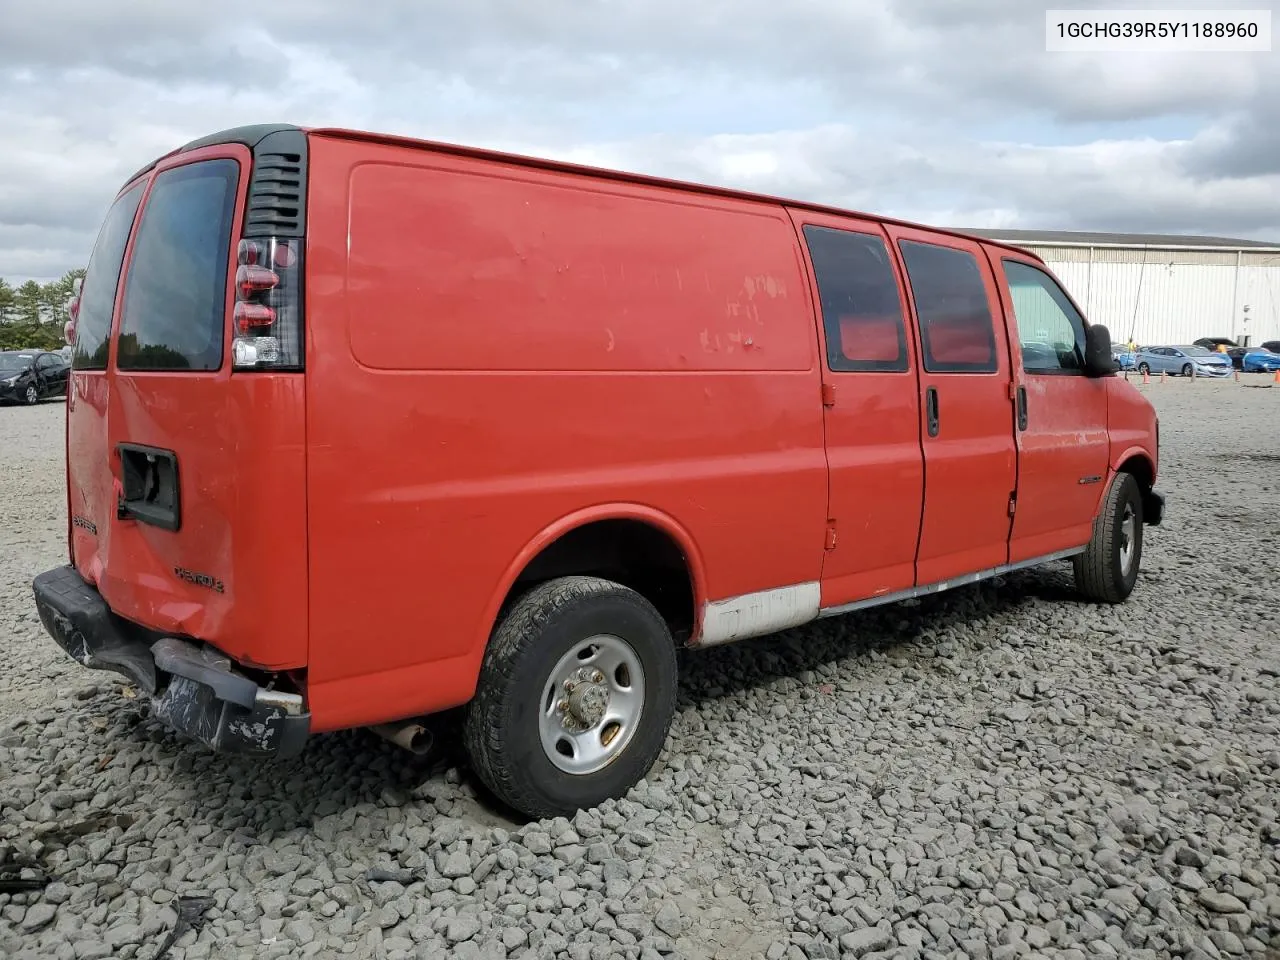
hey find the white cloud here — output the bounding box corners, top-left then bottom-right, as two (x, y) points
(0, 0), (1277, 280)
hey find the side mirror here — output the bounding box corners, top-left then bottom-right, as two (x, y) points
(1084, 324), (1118, 376)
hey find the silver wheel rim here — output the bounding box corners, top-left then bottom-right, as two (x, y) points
(1119, 503), (1137, 576)
(25, 386), (37, 403)
(538, 634), (645, 775)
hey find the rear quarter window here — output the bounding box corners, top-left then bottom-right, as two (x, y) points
(118, 159), (239, 371)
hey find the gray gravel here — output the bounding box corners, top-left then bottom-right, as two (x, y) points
(3, 377), (1279, 960)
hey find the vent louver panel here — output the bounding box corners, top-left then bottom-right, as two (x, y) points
(243, 129), (309, 239)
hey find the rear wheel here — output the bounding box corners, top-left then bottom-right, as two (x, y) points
(23, 385), (38, 405)
(1074, 472), (1143, 603)
(464, 575), (678, 820)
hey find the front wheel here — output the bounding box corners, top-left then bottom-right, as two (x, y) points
(23, 385), (38, 405)
(464, 576), (678, 820)
(1137, 362), (1150, 375)
(1073, 472), (1144, 603)
(1181, 363), (1193, 377)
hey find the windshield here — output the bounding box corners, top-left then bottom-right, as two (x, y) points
(1182, 346), (1213, 356)
(0, 353), (34, 372)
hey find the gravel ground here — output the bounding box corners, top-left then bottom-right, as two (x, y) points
(2, 377), (1279, 960)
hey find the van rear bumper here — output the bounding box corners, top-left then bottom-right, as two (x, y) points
(32, 565), (310, 758)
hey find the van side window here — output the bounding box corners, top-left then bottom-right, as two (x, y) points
(802, 225), (908, 372)
(898, 240), (997, 374)
(1001, 259), (1086, 374)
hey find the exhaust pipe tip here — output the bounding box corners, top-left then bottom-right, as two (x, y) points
(370, 720), (434, 755)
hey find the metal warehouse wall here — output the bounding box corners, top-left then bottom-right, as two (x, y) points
(1023, 246), (1280, 347)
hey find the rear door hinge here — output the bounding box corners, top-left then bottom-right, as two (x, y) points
(821, 383), (836, 407)
(824, 520), (838, 550)
(1007, 492), (1017, 517)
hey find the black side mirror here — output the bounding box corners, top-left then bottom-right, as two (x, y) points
(1084, 324), (1118, 377)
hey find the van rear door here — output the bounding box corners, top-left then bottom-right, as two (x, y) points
(67, 134), (311, 672)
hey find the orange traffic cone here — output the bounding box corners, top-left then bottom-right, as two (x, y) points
(1273, 369), (1280, 384)
(1142, 368), (1150, 384)
(1160, 370), (1167, 383)
(1234, 369), (1240, 382)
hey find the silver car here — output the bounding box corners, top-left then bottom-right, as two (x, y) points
(1134, 345), (1233, 378)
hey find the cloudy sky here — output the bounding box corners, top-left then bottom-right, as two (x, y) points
(2, 0), (1277, 282)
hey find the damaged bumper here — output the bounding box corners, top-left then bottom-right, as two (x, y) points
(32, 565), (310, 758)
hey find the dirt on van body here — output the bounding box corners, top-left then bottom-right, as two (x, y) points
(2, 378), (1279, 960)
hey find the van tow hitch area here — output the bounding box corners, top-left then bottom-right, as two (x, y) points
(32, 566), (310, 757)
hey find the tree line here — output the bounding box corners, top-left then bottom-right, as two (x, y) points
(0, 270), (86, 351)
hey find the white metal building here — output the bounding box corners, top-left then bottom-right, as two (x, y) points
(964, 229), (1280, 348)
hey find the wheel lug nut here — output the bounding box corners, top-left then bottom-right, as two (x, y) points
(557, 699), (568, 712)
(564, 679), (574, 692)
(593, 671), (604, 683)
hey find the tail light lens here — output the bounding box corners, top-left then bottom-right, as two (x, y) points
(232, 237), (303, 370)
(64, 292), (80, 345)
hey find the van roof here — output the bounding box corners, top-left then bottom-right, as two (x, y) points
(125, 122), (1043, 265)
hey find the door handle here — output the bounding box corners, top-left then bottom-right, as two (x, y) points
(1016, 385), (1028, 431)
(925, 386), (939, 438)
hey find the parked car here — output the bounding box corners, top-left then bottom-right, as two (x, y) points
(1260, 340), (1280, 354)
(1192, 338), (1247, 369)
(1112, 345), (1138, 370)
(1134, 345), (1233, 377)
(0, 350), (70, 404)
(31, 122), (1164, 819)
(1242, 347), (1280, 373)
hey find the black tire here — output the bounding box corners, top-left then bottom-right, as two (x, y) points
(23, 385), (38, 405)
(1137, 362), (1150, 375)
(463, 575), (678, 820)
(1181, 363), (1193, 377)
(1073, 472), (1144, 603)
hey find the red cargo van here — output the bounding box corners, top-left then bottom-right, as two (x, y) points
(34, 124), (1164, 818)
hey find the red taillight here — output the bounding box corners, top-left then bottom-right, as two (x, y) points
(232, 237), (302, 370)
(64, 294), (80, 345)
(238, 239), (264, 266)
(236, 264), (279, 300)
(272, 244), (297, 269)
(234, 301), (276, 334)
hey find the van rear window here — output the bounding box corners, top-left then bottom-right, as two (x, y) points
(72, 185), (144, 370)
(118, 159), (239, 371)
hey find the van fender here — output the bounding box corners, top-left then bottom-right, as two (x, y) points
(475, 503), (709, 657)
(1108, 445), (1156, 487)
(1107, 445), (1162, 526)
(1096, 446), (1154, 510)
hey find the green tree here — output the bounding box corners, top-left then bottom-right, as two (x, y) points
(15, 280), (43, 325)
(0, 270), (86, 349)
(0, 279), (15, 324)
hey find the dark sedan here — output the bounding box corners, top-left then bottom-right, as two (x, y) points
(0, 351), (70, 405)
